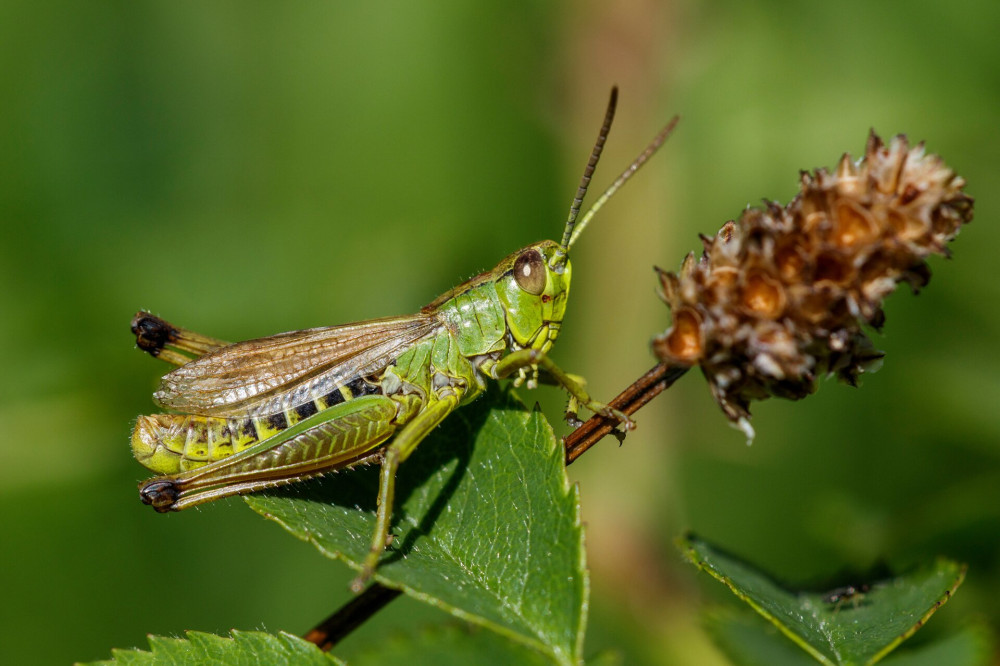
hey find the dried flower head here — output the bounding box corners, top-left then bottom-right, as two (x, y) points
(653, 132), (973, 441)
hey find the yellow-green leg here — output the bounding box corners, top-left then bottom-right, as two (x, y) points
(350, 394), (461, 593)
(491, 349), (635, 429)
(536, 369), (589, 426)
(139, 395), (400, 511)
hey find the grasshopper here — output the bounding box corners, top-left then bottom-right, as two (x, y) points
(130, 88), (677, 591)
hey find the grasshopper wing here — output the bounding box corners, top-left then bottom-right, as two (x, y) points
(152, 314), (438, 418)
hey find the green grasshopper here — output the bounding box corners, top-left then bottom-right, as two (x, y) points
(130, 88), (677, 591)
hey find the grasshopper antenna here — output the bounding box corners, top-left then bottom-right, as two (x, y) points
(552, 86), (619, 269)
(567, 112), (680, 249)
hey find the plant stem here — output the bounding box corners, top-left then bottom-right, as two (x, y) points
(302, 583), (402, 652)
(564, 362), (689, 463)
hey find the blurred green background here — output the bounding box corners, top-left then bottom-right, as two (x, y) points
(1, 1), (997, 664)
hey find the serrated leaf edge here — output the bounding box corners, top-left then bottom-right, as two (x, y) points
(867, 560), (967, 666)
(678, 535), (835, 666)
(679, 535), (968, 666)
(83, 629), (343, 665)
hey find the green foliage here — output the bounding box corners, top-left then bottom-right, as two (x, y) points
(705, 609), (831, 666)
(85, 624), (624, 666)
(705, 612), (993, 666)
(83, 630), (343, 666)
(4, 2), (999, 664)
(345, 623), (582, 666)
(879, 626), (994, 666)
(681, 534), (969, 665)
(88, 412), (977, 665)
(247, 388), (587, 665)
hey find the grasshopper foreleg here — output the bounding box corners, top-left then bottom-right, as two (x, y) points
(536, 370), (588, 427)
(351, 394), (461, 593)
(489, 350), (636, 430)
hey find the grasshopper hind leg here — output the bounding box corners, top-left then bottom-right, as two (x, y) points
(135, 395), (400, 511)
(139, 478), (180, 512)
(137, 462), (381, 512)
(131, 311), (230, 366)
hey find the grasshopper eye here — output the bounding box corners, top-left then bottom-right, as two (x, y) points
(514, 250), (546, 295)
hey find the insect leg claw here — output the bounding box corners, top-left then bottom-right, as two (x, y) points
(595, 404), (635, 431)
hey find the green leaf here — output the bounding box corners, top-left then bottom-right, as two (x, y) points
(347, 622), (557, 666)
(679, 533), (966, 665)
(583, 651), (625, 666)
(81, 630), (343, 665)
(344, 622), (622, 666)
(706, 611), (993, 666)
(705, 608), (816, 666)
(246, 388), (587, 666)
(879, 624), (994, 666)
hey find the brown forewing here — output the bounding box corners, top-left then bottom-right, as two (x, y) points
(152, 314), (439, 418)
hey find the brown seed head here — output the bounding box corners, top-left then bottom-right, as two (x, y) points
(653, 132), (973, 439)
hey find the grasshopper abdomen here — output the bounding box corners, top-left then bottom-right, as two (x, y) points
(133, 377), (384, 475)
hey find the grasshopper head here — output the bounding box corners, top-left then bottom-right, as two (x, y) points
(496, 240), (571, 353)
(494, 88), (677, 355)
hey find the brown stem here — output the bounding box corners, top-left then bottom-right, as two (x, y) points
(564, 362), (689, 464)
(303, 583), (402, 651)
(303, 361), (689, 651)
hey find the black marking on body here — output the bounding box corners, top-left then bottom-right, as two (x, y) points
(294, 401), (319, 420)
(320, 376), (382, 407)
(352, 376), (383, 396)
(191, 425), (208, 445)
(244, 377), (388, 443)
(322, 388), (347, 408)
(237, 419), (257, 440)
(266, 412), (289, 431)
